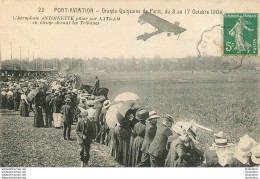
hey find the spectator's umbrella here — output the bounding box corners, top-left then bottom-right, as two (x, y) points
(113, 92), (140, 102)
(106, 101), (135, 129)
(105, 103), (123, 129)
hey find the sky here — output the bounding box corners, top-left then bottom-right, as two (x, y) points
(0, 0), (259, 60)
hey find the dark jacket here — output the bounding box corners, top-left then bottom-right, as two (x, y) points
(94, 101), (103, 122)
(76, 118), (95, 144)
(99, 107), (108, 126)
(49, 96), (62, 113)
(61, 104), (74, 123)
(148, 124), (172, 158)
(13, 91), (20, 102)
(141, 121), (157, 153)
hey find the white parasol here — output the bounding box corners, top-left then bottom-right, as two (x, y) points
(105, 103), (123, 129)
(113, 92), (140, 102)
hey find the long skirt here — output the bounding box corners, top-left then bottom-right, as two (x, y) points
(108, 128), (118, 160)
(20, 100), (29, 117)
(53, 113), (62, 128)
(33, 106), (44, 127)
(131, 136), (144, 167)
(116, 126), (131, 166)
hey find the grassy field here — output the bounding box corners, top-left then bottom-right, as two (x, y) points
(1, 71), (259, 167)
(82, 71), (260, 149)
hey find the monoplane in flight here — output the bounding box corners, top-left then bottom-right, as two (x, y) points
(137, 12), (187, 41)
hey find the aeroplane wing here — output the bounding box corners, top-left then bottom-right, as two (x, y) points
(138, 12), (186, 35)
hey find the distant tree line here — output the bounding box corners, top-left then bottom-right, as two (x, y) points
(1, 56), (259, 73)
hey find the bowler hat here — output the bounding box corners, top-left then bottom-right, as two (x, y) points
(135, 109), (149, 121)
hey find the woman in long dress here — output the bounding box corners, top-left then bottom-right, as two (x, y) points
(20, 91), (30, 117)
(130, 110), (149, 167)
(33, 90), (44, 127)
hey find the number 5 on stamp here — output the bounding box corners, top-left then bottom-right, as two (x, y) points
(223, 13), (258, 55)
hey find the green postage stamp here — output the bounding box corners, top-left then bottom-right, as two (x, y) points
(224, 13), (258, 55)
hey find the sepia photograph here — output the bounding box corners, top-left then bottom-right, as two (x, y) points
(0, 0), (259, 178)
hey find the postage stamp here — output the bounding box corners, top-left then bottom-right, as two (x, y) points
(223, 13), (258, 55)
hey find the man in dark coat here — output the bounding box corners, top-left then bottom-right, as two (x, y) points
(137, 112), (159, 167)
(13, 89), (20, 111)
(148, 115), (174, 167)
(94, 101), (102, 142)
(76, 111), (95, 167)
(97, 100), (111, 145)
(61, 98), (74, 140)
(49, 91), (63, 128)
(44, 91), (53, 127)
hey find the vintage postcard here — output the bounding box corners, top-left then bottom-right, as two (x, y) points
(0, 0), (260, 178)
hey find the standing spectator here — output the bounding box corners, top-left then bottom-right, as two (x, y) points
(98, 100), (111, 145)
(33, 88), (44, 128)
(86, 101), (96, 138)
(1, 88), (8, 109)
(20, 91), (29, 117)
(114, 102), (134, 166)
(50, 91), (63, 129)
(76, 111), (95, 167)
(94, 97), (105, 143)
(130, 110), (149, 167)
(137, 112), (159, 167)
(13, 89), (21, 111)
(148, 115), (174, 167)
(7, 88), (14, 110)
(61, 98), (74, 140)
(44, 90), (53, 127)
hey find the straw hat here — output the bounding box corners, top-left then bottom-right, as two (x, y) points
(236, 135), (257, 156)
(149, 111), (157, 116)
(148, 114), (160, 120)
(135, 109), (149, 121)
(212, 138), (234, 148)
(251, 144), (260, 164)
(103, 100), (112, 109)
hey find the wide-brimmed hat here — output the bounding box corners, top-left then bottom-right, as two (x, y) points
(236, 135), (257, 156)
(148, 114), (160, 120)
(136, 109), (149, 121)
(214, 131), (226, 139)
(149, 111), (157, 116)
(103, 100), (112, 109)
(251, 144), (260, 164)
(212, 138), (234, 148)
